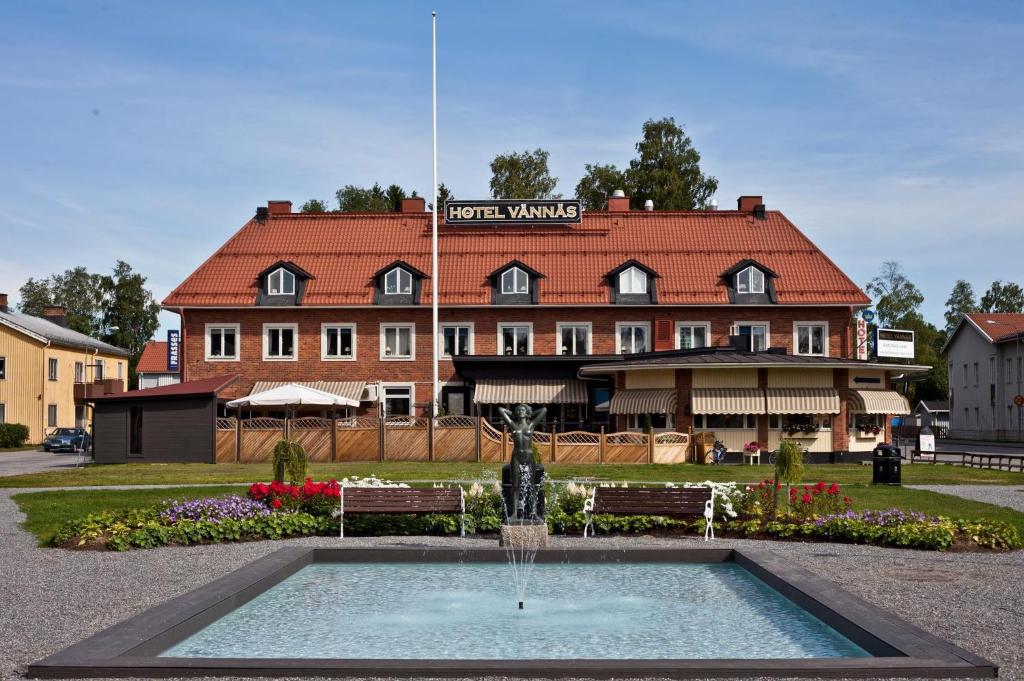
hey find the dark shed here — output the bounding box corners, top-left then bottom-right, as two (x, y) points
(90, 375), (237, 464)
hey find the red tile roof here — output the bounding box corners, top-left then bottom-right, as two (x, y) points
(966, 313), (1024, 342)
(136, 340), (178, 374)
(91, 375), (237, 401)
(163, 209), (871, 307)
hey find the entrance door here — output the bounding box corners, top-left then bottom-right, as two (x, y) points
(446, 392), (467, 416)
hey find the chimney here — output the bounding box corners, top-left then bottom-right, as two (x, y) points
(255, 206), (269, 223)
(0, 293), (7, 313)
(43, 305), (67, 327)
(607, 189), (630, 212)
(643, 199), (654, 211)
(401, 196), (426, 213)
(737, 195), (763, 212)
(267, 200), (292, 215)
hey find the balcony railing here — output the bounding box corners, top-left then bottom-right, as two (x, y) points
(74, 379), (124, 401)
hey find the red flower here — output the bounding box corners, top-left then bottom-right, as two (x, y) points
(828, 483), (840, 495)
(802, 494), (813, 504)
(843, 496), (853, 505)
(789, 487), (798, 497)
(804, 485), (812, 492)
(815, 481), (827, 492)
(758, 481), (766, 489)
(271, 498), (282, 509)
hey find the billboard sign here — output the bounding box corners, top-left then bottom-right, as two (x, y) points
(444, 199), (582, 225)
(876, 328), (915, 359)
(167, 330), (180, 371)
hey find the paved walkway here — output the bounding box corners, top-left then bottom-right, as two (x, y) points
(0, 449), (86, 477)
(908, 484), (1024, 512)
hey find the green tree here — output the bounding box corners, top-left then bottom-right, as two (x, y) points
(489, 149), (560, 200)
(300, 199), (329, 213)
(864, 261), (924, 328)
(980, 280), (1024, 313)
(385, 184), (408, 212)
(18, 267), (106, 335)
(574, 163), (628, 210)
(944, 279), (978, 335)
(773, 440), (805, 515)
(100, 261), (161, 381)
(336, 183), (391, 212)
(430, 183), (454, 212)
(625, 117), (718, 210)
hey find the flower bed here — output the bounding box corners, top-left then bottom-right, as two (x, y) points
(49, 477), (1022, 552)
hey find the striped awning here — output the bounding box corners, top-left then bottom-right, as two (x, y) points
(766, 388), (840, 415)
(609, 389), (677, 415)
(473, 379), (587, 405)
(691, 388), (765, 414)
(850, 390), (911, 415)
(251, 381), (368, 403)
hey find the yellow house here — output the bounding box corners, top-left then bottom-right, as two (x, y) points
(0, 298), (129, 444)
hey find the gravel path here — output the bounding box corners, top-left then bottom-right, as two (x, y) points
(2, 487), (1022, 681)
(908, 484), (1024, 512)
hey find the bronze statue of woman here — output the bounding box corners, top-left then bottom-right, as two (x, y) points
(498, 404), (547, 522)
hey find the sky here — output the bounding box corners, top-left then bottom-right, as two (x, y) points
(1, 1), (1022, 334)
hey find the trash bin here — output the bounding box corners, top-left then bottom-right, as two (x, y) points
(872, 444), (901, 485)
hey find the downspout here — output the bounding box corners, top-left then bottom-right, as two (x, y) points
(40, 338), (50, 438)
(179, 307), (186, 383)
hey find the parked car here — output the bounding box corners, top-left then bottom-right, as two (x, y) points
(43, 428), (90, 453)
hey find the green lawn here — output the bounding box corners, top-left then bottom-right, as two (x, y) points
(13, 481), (1024, 546)
(2, 460), (1024, 488)
(12, 485), (248, 545)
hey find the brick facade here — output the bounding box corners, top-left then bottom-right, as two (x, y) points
(182, 306), (855, 407)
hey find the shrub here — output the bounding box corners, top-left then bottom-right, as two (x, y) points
(248, 478), (341, 515)
(774, 439), (805, 513)
(0, 423), (30, 448)
(161, 496), (270, 523)
(788, 481), (851, 519)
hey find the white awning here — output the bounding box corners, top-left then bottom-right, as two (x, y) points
(473, 379), (587, 404)
(228, 383), (359, 408)
(609, 389), (677, 415)
(850, 390), (911, 415)
(766, 388), (840, 415)
(250, 381), (367, 403)
(691, 388), (765, 414)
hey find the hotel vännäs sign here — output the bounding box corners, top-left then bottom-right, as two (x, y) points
(444, 200), (582, 225)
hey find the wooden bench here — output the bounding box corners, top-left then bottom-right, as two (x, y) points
(583, 486), (715, 540)
(339, 487), (465, 538)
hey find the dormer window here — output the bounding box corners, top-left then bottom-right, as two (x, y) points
(501, 267), (529, 295)
(267, 268), (295, 295)
(736, 266), (764, 295)
(619, 266), (648, 295)
(384, 267), (413, 295)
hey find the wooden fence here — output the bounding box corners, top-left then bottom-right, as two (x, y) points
(216, 416), (692, 464)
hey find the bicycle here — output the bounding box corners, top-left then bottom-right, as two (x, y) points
(709, 440), (728, 465)
(767, 445), (810, 466)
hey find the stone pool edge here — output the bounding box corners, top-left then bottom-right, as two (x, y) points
(26, 546), (997, 679)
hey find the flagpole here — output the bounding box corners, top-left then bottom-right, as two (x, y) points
(430, 11), (440, 417)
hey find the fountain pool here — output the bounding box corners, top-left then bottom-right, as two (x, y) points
(28, 547), (998, 679)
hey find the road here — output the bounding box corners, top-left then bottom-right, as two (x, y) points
(0, 449), (87, 477)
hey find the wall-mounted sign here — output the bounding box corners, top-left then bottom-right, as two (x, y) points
(167, 329), (180, 371)
(856, 318), (869, 360)
(444, 199), (582, 225)
(875, 328), (915, 359)
(1014, 395), (1024, 408)
(861, 309), (875, 323)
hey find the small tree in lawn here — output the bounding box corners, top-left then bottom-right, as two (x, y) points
(774, 440), (805, 515)
(271, 440), (308, 485)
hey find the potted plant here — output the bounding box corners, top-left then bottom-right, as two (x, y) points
(743, 441), (760, 455)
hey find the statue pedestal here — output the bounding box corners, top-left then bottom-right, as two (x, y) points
(500, 523), (548, 549)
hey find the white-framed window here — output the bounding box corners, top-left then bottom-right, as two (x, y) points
(47, 358), (58, 381)
(694, 414), (757, 429)
(974, 362), (979, 387)
(384, 267), (413, 295)
(625, 413), (675, 431)
(74, 361), (84, 383)
(676, 322), (710, 350)
(794, 322), (828, 357)
(557, 322), (592, 356)
(321, 323), (356, 361)
(117, 362), (124, 380)
(736, 265), (765, 294)
(262, 323), (298, 361)
(498, 322), (533, 356)
(440, 323), (474, 358)
(500, 267), (529, 294)
(1008, 358), (1014, 384)
(962, 364), (968, 388)
(47, 404), (58, 428)
(616, 321), (651, 354)
(0, 357), (5, 380)
(381, 323), (415, 360)
(205, 323), (240, 361)
(0, 403), (5, 423)
(769, 413), (832, 431)
(95, 359), (105, 380)
(618, 266), (648, 294)
(267, 267), (295, 295)
(731, 322), (769, 352)
(382, 383), (414, 419)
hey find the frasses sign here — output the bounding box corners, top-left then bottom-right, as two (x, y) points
(444, 199), (582, 225)
(167, 329), (180, 371)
